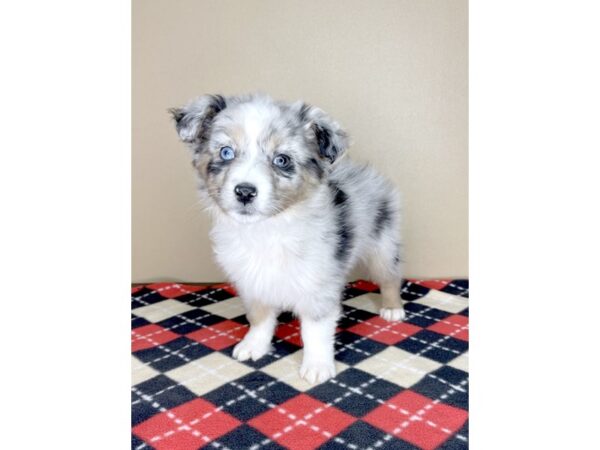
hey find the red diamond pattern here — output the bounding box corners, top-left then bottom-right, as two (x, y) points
(350, 280), (380, 291)
(364, 390), (468, 450)
(146, 283), (209, 299)
(186, 320), (248, 350)
(131, 324), (180, 352)
(132, 398), (240, 450)
(347, 316), (422, 345)
(275, 319), (303, 347)
(427, 314), (469, 341)
(413, 280), (450, 290)
(248, 394), (356, 450)
(131, 285), (144, 294)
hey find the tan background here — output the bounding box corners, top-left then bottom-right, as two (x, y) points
(132, 0), (468, 282)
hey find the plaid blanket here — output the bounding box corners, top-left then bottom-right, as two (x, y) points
(131, 279), (469, 450)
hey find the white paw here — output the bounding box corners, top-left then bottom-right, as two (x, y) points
(380, 307), (406, 322)
(299, 360), (336, 384)
(232, 337), (271, 361)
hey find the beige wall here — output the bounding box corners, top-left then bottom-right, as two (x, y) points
(132, 0), (468, 282)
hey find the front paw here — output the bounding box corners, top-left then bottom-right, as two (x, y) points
(380, 307), (406, 322)
(299, 359), (336, 384)
(232, 336), (271, 361)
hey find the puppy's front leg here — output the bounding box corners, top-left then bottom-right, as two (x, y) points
(299, 313), (339, 384)
(233, 301), (277, 361)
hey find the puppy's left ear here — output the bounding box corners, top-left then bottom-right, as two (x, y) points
(169, 94), (227, 145)
(297, 103), (349, 164)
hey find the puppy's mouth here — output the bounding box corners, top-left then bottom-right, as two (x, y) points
(230, 209), (263, 223)
(227, 204), (265, 223)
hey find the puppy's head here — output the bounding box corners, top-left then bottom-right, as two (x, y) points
(170, 94), (349, 223)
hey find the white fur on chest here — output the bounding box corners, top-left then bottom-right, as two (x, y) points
(210, 204), (339, 313)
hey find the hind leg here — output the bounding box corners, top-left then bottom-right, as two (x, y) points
(379, 280), (405, 321)
(367, 238), (405, 322)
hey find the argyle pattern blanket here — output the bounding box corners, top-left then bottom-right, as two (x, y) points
(131, 279), (469, 450)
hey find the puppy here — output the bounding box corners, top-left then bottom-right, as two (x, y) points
(170, 94), (404, 384)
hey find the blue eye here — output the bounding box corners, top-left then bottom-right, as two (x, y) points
(273, 154), (291, 168)
(220, 146), (235, 161)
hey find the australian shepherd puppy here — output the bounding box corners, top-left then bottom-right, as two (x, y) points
(170, 94), (404, 384)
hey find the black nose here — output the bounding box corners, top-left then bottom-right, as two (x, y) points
(234, 183), (257, 205)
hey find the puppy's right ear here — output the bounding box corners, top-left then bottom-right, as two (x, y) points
(169, 95), (227, 144)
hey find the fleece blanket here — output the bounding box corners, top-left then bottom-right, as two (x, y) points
(131, 279), (469, 450)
